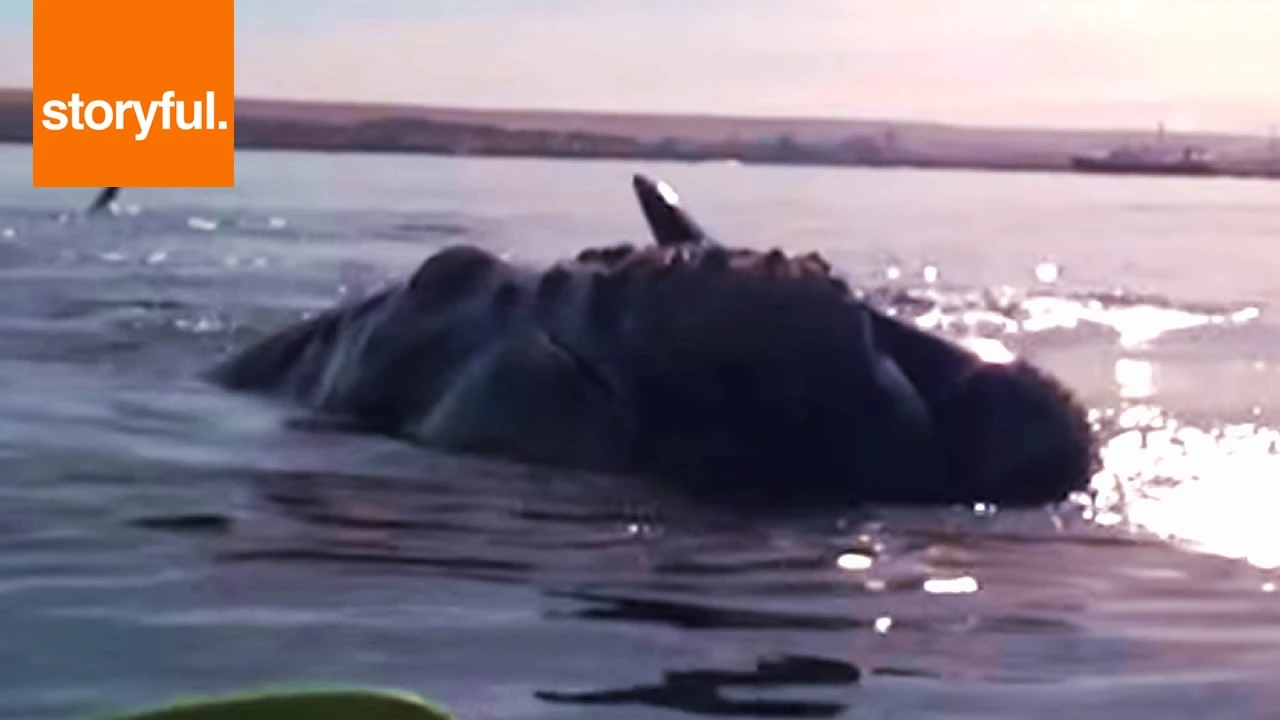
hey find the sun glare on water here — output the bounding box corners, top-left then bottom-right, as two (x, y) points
(1089, 407), (1280, 570)
(1049, 296), (1278, 569)
(887, 262), (1279, 572)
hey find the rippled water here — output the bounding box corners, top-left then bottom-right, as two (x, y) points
(3, 146), (1280, 719)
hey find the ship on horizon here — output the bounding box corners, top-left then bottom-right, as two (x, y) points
(1070, 122), (1219, 176)
(1070, 145), (1218, 176)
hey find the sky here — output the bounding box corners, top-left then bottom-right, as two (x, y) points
(4, 0), (1279, 133)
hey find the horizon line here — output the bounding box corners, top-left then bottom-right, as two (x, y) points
(2, 87), (1270, 141)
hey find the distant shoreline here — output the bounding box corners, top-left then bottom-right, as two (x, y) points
(7, 136), (1273, 183)
(4, 89), (1278, 181)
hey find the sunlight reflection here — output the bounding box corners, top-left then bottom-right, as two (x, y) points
(956, 337), (1017, 364)
(887, 277), (1259, 354)
(1034, 262), (1059, 283)
(186, 216), (218, 231)
(1115, 404), (1165, 429)
(1109, 306), (1213, 348)
(1114, 358), (1156, 399)
(872, 268), (1274, 572)
(913, 306), (946, 331)
(836, 552), (874, 571)
(655, 179), (680, 205)
(1232, 307), (1262, 324)
(972, 502), (997, 517)
(1091, 409), (1280, 569)
(960, 310), (1020, 334)
(1020, 298), (1234, 347)
(922, 576), (979, 595)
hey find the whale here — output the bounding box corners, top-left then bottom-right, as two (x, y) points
(205, 174), (1097, 509)
(86, 186), (121, 216)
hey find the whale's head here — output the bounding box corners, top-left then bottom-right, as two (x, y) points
(629, 173), (1099, 508)
(932, 359), (1098, 506)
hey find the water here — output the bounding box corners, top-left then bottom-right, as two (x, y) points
(2, 145), (1280, 719)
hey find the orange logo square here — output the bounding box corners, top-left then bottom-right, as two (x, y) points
(32, 0), (235, 188)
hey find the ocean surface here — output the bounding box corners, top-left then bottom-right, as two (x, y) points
(3, 145), (1280, 719)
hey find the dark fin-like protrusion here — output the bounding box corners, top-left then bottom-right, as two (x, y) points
(632, 174), (715, 248)
(86, 186), (120, 216)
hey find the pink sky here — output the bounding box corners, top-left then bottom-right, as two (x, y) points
(7, 0), (1279, 132)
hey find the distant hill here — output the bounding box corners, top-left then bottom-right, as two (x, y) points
(7, 89), (1279, 177)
